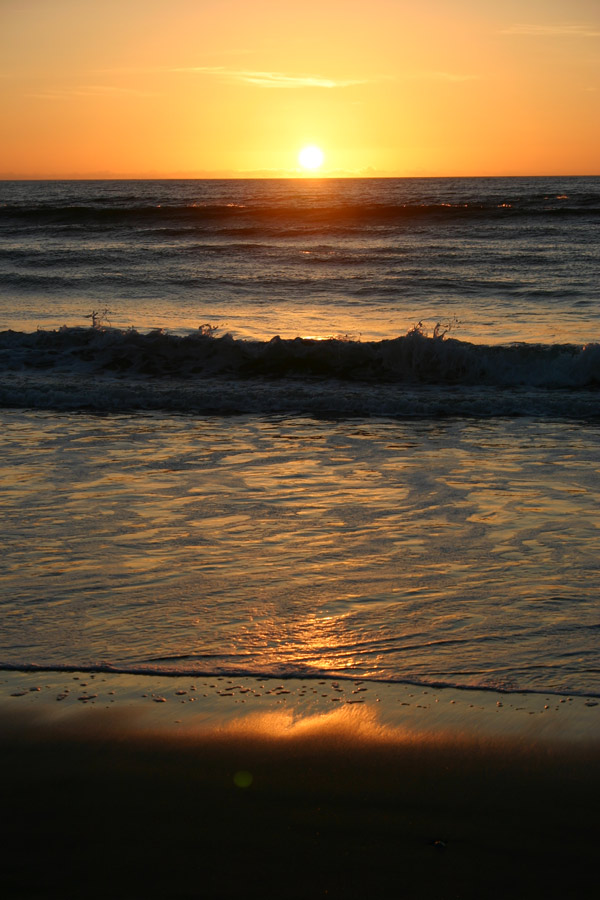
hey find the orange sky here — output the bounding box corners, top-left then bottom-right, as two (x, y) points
(1, 0), (599, 178)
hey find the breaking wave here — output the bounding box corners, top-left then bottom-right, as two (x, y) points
(2, 324), (599, 386)
(1, 326), (599, 418)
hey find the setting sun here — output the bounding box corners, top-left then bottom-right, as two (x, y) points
(298, 145), (325, 172)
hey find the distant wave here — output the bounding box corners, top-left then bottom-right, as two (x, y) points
(1, 326), (599, 418)
(2, 199), (599, 235)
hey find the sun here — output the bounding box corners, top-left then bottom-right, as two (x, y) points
(298, 145), (325, 171)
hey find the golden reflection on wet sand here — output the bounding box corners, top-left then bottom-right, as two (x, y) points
(2, 670), (599, 899)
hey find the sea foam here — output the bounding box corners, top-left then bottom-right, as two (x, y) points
(1, 326), (598, 418)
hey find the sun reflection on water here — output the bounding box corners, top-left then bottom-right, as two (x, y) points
(255, 610), (374, 678)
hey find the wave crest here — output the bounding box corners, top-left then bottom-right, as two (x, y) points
(1, 325), (599, 386)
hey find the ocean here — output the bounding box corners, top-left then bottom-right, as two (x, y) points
(1, 176), (599, 697)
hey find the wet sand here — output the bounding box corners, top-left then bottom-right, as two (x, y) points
(1, 670), (599, 899)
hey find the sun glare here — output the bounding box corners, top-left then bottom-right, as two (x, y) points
(298, 145), (324, 171)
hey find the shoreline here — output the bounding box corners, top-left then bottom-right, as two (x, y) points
(2, 668), (599, 741)
(2, 671), (599, 899)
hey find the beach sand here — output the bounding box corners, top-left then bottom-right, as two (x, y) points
(1, 670), (598, 899)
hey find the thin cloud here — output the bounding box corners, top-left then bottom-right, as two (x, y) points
(500, 24), (600, 38)
(406, 70), (478, 83)
(26, 85), (159, 100)
(176, 66), (366, 88)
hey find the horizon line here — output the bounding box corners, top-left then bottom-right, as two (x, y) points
(2, 172), (599, 182)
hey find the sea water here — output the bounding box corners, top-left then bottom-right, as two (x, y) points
(1, 177), (599, 696)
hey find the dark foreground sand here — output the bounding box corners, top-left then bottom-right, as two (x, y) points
(1, 670), (598, 900)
